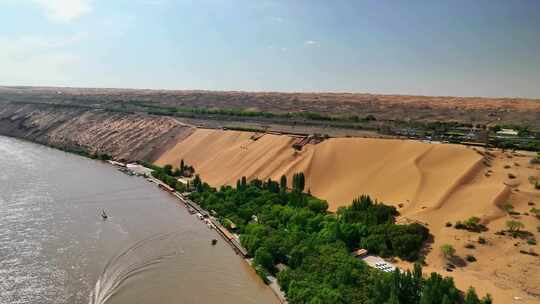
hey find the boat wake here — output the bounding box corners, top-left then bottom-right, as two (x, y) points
(88, 232), (180, 304)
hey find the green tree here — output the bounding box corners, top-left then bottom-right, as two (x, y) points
(465, 216), (480, 227)
(280, 175), (287, 192)
(254, 246), (274, 271)
(292, 172), (306, 192)
(241, 176), (247, 189)
(420, 272), (459, 304)
(180, 159), (185, 172)
(236, 179), (242, 190)
(193, 174), (202, 192)
(506, 220), (524, 232)
(186, 173), (494, 304)
(464, 287), (481, 304)
(163, 164), (173, 176)
(440, 244), (455, 260)
(298, 172), (305, 192)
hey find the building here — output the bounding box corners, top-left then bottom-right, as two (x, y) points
(126, 163), (154, 176)
(352, 248), (368, 258)
(276, 263), (288, 272)
(496, 128), (519, 136)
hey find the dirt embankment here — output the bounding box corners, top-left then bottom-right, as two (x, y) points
(0, 103), (194, 161)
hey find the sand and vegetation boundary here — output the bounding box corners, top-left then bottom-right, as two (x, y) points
(144, 161), (494, 304)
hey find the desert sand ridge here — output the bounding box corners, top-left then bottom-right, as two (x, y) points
(156, 128), (540, 303)
(156, 130), (486, 212)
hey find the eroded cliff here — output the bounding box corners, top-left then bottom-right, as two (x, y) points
(0, 102), (194, 161)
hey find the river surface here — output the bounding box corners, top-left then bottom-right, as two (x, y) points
(0, 136), (278, 304)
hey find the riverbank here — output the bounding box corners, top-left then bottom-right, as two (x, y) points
(1, 114), (538, 302)
(154, 130), (540, 303)
(114, 164), (288, 303)
(0, 135), (279, 304)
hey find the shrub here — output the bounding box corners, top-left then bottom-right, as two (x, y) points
(466, 255), (477, 262)
(508, 173), (517, 179)
(527, 239), (537, 245)
(530, 208), (540, 220)
(478, 237), (487, 244)
(464, 216), (481, 227)
(445, 222), (453, 227)
(506, 220), (525, 232)
(455, 217), (487, 232)
(465, 243), (476, 249)
(454, 221), (465, 229)
(440, 244), (456, 260)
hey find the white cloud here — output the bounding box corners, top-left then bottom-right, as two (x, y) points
(305, 40), (318, 45)
(32, 0), (92, 22)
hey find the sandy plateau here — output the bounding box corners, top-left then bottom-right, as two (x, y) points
(156, 129), (540, 303)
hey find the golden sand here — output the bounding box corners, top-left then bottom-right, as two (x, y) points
(156, 129), (540, 303)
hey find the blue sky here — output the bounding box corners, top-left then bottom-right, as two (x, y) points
(1, 0), (539, 98)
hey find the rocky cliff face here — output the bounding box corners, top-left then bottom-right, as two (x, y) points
(0, 102), (194, 161)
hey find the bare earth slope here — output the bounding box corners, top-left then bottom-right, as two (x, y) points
(156, 129), (540, 303)
(0, 103), (194, 161)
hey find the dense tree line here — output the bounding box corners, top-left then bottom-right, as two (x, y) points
(140, 161), (200, 193)
(187, 174), (492, 304)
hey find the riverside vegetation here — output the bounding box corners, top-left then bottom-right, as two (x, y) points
(149, 163), (493, 304)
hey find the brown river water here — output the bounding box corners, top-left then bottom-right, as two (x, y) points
(0, 136), (278, 304)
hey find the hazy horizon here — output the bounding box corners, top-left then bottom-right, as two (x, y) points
(1, 0), (540, 98)
(4, 84), (540, 100)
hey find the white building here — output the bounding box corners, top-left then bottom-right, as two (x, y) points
(496, 128), (519, 136)
(126, 163), (154, 176)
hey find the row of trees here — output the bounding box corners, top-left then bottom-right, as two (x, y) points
(235, 173), (305, 194)
(144, 167), (493, 303)
(162, 159), (195, 178)
(188, 174), (492, 303)
(291, 172), (305, 192)
(141, 161), (201, 193)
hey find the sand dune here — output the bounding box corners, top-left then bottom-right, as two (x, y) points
(156, 129), (540, 303)
(156, 129), (483, 212)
